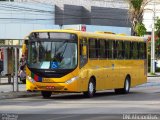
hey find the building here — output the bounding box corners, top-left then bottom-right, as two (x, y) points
(143, 0), (160, 33)
(0, 0), (131, 76)
(15, 0), (130, 28)
(0, 1), (57, 76)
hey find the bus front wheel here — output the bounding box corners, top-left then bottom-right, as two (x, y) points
(41, 91), (52, 98)
(83, 78), (96, 98)
(115, 77), (130, 94)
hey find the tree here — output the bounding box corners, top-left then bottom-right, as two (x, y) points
(155, 17), (160, 58)
(155, 17), (160, 37)
(135, 22), (146, 36)
(147, 18), (160, 59)
(127, 0), (152, 36)
(147, 35), (160, 58)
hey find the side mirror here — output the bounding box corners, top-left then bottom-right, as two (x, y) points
(22, 44), (26, 55)
(82, 46), (87, 56)
(22, 40), (28, 57)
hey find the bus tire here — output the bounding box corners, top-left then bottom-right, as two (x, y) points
(83, 78), (96, 98)
(41, 91), (52, 98)
(115, 76), (130, 94)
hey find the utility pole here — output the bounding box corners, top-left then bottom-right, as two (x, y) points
(150, 0), (156, 74)
(13, 47), (18, 92)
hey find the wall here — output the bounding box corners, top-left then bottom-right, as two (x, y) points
(55, 5), (131, 27)
(15, 0), (130, 27)
(15, 0), (128, 10)
(0, 2), (57, 39)
(91, 6), (130, 27)
(0, 2), (58, 75)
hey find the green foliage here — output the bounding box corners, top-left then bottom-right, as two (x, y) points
(131, 0), (143, 11)
(135, 22), (146, 36)
(128, 0), (149, 35)
(153, 18), (160, 58)
(156, 67), (160, 72)
(150, 72), (156, 75)
(155, 38), (160, 58)
(147, 37), (160, 59)
(155, 18), (160, 37)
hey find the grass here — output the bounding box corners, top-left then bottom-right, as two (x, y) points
(150, 72), (156, 75)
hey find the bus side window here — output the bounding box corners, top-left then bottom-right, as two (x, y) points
(117, 41), (123, 59)
(139, 42), (146, 59)
(143, 43), (147, 59)
(137, 42), (140, 59)
(89, 38), (97, 58)
(130, 42), (133, 59)
(105, 40), (113, 59)
(99, 39), (105, 58)
(133, 42), (138, 59)
(125, 41), (130, 59)
(113, 41), (117, 59)
(122, 41), (125, 59)
(80, 38), (88, 68)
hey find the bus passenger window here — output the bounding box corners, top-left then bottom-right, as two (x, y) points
(117, 41), (123, 59)
(80, 38), (88, 68)
(125, 42), (130, 59)
(99, 40), (105, 58)
(139, 42), (146, 59)
(133, 42), (138, 59)
(130, 42), (133, 59)
(143, 43), (147, 59)
(105, 40), (113, 59)
(137, 42), (141, 59)
(89, 38), (97, 58)
(122, 42), (125, 59)
(113, 41), (117, 59)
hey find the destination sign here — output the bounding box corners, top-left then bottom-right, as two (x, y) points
(30, 32), (77, 40)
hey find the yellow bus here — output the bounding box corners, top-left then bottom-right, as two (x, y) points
(23, 29), (147, 98)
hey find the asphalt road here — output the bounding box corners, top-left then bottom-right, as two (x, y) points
(0, 77), (160, 120)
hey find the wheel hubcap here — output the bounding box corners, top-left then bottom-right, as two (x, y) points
(125, 79), (129, 91)
(89, 82), (94, 94)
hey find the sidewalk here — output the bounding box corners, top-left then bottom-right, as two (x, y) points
(0, 91), (40, 100)
(0, 78), (40, 100)
(147, 72), (160, 77)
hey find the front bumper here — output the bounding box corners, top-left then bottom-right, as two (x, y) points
(26, 79), (79, 92)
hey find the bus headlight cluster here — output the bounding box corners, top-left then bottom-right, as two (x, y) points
(65, 76), (79, 84)
(27, 76), (35, 83)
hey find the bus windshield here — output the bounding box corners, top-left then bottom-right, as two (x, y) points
(27, 40), (77, 70)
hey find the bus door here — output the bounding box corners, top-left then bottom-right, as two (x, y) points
(79, 38), (88, 91)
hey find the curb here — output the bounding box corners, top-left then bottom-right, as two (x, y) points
(147, 75), (160, 77)
(0, 91), (41, 100)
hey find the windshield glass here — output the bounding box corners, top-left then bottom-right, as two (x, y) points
(27, 40), (77, 69)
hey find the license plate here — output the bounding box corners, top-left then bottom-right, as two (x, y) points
(46, 86), (55, 89)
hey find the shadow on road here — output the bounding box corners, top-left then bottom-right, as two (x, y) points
(45, 90), (160, 102)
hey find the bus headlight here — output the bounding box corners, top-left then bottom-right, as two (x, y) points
(27, 76), (35, 83)
(65, 76), (79, 84)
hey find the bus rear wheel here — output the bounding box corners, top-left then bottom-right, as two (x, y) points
(83, 78), (96, 98)
(115, 77), (130, 94)
(41, 91), (52, 98)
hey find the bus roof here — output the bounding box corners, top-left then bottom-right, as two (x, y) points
(31, 29), (145, 42)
